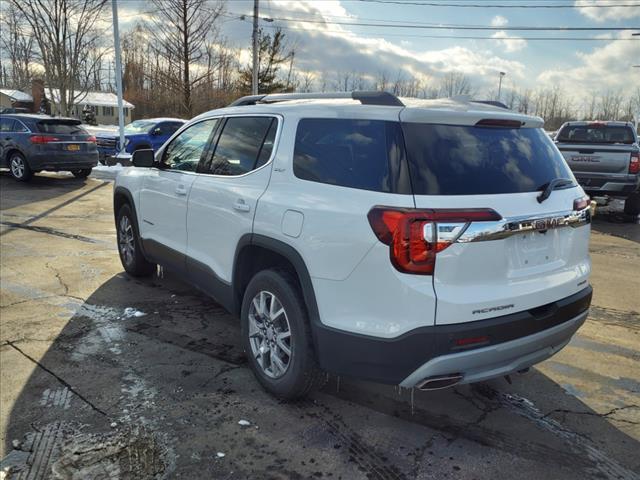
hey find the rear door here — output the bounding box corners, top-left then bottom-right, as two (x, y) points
(186, 115), (278, 295)
(555, 124), (636, 175)
(138, 118), (219, 273)
(400, 118), (591, 325)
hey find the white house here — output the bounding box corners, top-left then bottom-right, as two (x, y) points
(47, 89), (135, 125)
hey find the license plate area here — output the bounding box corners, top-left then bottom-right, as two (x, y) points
(66, 144), (80, 151)
(511, 231), (557, 269)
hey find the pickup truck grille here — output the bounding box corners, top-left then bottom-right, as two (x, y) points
(97, 138), (117, 148)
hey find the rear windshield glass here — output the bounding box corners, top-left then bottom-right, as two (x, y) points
(293, 118), (410, 193)
(556, 125), (635, 144)
(402, 124), (574, 196)
(37, 121), (86, 135)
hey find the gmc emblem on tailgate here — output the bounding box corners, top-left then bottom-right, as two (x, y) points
(534, 217), (563, 230)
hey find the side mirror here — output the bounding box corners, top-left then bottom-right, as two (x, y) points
(132, 149), (155, 168)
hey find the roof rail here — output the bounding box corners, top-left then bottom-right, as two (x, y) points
(228, 91), (404, 107)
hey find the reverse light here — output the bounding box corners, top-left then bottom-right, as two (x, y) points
(30, 135), (60, 144)
(629, 152), (640, 174)
(368, 207), (502, 275)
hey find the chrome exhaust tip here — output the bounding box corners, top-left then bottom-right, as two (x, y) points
(416, 373), (464, 391)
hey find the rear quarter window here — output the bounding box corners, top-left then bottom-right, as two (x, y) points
(402, 124), (574, 196)
(293, 118), (411, 193)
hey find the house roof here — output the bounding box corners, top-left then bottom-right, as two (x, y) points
(46, 89), (135, 109)
(0, 89), (34, 102)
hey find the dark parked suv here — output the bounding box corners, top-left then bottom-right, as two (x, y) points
(0, 114), (98, 181)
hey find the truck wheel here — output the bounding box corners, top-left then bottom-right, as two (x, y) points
(624, 192), (640, 216)
(241, 269), (325, 400)
(9, 152), (32, 182)
(116, 204), (156, 277)
(72, 168), (92, 178)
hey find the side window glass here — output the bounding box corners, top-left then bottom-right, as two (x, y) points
(209, 117), (275, 176)
(255, 120), (277, 169)
(14, 121), (28, 132)
(167, 122), (183, 135)
(161, 119), (218, 172)
(0, 118), (15, 132)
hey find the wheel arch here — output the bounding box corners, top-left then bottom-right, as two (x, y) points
(232, 234), (321, 331)
(113, 186), (145, 257)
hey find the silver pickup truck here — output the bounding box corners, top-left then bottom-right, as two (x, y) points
(555, 121), (640, 216)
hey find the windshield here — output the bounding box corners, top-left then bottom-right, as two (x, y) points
(402, 124), (575, 195)
(556, 125), (635, 145)
(124, 120), (155, 134)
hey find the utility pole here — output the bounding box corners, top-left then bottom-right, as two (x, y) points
(112, 0), (125, 156)
(252, 0), (259, 95)
(497, 71), (506, 102)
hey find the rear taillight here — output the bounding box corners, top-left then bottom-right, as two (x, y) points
(30, 135), (60, 144)
(368, 207), (502, 275)
(629, 152), (640, 174)
(87, 135), (97, 143)
(573, 195), (590, 211)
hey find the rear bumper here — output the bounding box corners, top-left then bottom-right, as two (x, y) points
(575, 173), (639, 196)
(29, 152), (98, 171)
(312, 286), (592, 385)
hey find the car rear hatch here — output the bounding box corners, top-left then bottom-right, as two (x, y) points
(555, 123), (636, 175)
(398, 110), (591, 326)
(34, 119), (96, 153)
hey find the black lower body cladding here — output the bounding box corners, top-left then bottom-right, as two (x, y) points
(312, 286), (592, 385)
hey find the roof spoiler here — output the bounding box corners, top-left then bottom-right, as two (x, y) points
(471, 100), (510, 110)
(228, 91), (404, 107)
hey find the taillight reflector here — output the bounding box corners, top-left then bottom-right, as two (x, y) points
(630, 152), (640, 174)
(30, 135), (60, 144)
(368, 207), (501, 275)
(453, 335), (490, 347)
(87, 135), (97, 143)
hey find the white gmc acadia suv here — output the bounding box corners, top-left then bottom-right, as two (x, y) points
(113, 92), (592, 399)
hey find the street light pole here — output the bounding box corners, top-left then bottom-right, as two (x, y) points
(111, 0), (125, 157)
(252, 0), (259, 95)
(497, 71), (506, 102)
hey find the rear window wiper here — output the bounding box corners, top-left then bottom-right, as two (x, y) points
(537, 178), (574, 203)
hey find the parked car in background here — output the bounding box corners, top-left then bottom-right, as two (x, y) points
(0, 114), (98, 181)
(555, 121), (640, 215)
(96, 118), (185, 164)
(113, 92), (592, 400)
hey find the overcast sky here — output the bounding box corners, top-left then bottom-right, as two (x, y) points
(117, 0), (640, 98)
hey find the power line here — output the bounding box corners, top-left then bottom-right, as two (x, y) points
(249, 15), (639, 31)
(254, 20), (639, 41)
(357, 0), (640, 7)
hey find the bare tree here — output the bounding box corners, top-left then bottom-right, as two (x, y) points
(0, 2), (35, 89)
(439, 72), (473, 98)
(12, 0), (108, 115)
(147, 0), (224, 116)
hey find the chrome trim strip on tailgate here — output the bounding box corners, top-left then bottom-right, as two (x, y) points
(456, 208), (590, 243)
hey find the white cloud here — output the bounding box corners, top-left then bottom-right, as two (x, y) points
(537, 34), (640, 94)
(574, 0), (640, 22)
(491, 15), (509, 27)
(491, 31), (528, 53)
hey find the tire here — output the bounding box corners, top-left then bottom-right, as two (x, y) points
(241, 269), (325, 400)
(116, 204), (156, 277)
(623, 192), (640, 216)
(8, 152), (32, 182)
(72, 168), (92, 178)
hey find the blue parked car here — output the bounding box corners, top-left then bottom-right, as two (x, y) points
(96, 117), (185, 164)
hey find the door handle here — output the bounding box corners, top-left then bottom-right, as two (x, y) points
(233, 199), (251, 212)
(175, 185), (187, 196)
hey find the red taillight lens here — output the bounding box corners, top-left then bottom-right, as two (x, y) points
(30, 135), (60, 144)
(629, 152), (640, 174)
(368, 207), (502, 275)
(87, 135), (97, 143)
(573, 195), (590, 211)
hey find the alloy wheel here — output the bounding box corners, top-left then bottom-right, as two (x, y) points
(10, 156), (25, 179)
(248, 290), (292, 379)
(118, 215), (135, 266)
